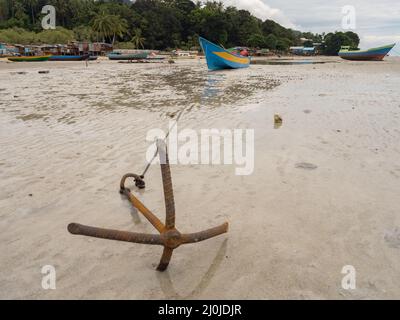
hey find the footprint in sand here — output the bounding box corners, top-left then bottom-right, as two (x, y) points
(295, 162), (318, 170)
(384, 228), (400, 248)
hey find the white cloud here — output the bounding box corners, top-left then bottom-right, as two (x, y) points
(362, 35), (400, 55)
(219, 0), (297, 29)
(363, 35), (400, 44)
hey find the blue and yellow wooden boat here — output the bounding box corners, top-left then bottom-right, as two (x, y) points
(339, 44), (395, 61)
(199, 37), (250, 70)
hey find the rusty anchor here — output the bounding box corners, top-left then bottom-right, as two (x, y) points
(68, 140), (229, 271)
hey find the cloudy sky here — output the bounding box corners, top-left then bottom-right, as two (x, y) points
(220, 0), (400, 54)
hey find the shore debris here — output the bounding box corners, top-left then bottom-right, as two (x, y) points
(38, 70), (50, 74)
(10, 71), (27, 75)
(274, 114), (283, 129)
(118, 59), (165, 64)
(68, 140), (228, 272)
(384, 228), (400, 248)
(295, 162), (318, 170)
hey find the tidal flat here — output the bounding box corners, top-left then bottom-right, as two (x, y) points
(1, 57), (400, 299)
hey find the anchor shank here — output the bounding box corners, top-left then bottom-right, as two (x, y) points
(157, 140), (176, 230)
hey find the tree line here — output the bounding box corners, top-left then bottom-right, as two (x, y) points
(0, 0), (360, 54)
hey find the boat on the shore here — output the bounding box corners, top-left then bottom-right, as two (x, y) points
(108, 51), (149, 60)
(7, 55), (52, 62)
(49, 54), (90, 61)
(339, 44), (395, 61)
(199, 37), (250, 70)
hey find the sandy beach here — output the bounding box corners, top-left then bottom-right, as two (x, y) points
(1, 56), (400, 299)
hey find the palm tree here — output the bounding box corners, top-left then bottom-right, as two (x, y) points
(25, 0), (37, 24)
(131, 28), (146, 49)
(110, 15), (128, 46)
(92, 11), (127, 45)
(55, 0), (68, 27)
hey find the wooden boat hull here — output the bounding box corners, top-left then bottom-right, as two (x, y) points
(339, 44), (395, 61)
(49, 54), (90, 61)
(108, 52), (149, 60)
(7, 55), (51, 62)
(199, 37), (250, 70)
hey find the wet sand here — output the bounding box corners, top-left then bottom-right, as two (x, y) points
(1, 57), (400, 299)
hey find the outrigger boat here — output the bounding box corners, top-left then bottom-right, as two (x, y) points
(49, 54), (90, 61)
(339, 43), (396, 61)
(7, 55), (51, 62)
(108, 51), (149, 60)
(199, 37), (250, 70)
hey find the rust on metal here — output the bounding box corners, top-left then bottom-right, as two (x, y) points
(68, 140), (229, 271)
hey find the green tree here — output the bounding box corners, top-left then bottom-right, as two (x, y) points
(323, 31), (360, 55)
(188, 2), (229, 46)
(344, 31), (360, 48)
(25, 0), (37, 25)
(264, 34), (277, 49)
(37, 27), (74, 44)
(0, 0), (360, 52)
(0, 27), (36, 43)
(91, 11), (127, 44)
(73, 25), (95, 42)
(247, 33), (265, 48)
(110, 14), (128, 45)
(276, 38), (291, 51)
(131, 28), (145, 49)
(92, 11), (114, 42)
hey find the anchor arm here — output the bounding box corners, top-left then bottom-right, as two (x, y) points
(181, 222), (229, 244)
(68, 223), (164, 246)
(120, 175), (166, 233)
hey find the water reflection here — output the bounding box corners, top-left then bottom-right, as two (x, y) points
(201, 73), (226, 103)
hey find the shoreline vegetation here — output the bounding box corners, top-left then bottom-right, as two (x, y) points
(0, 0), (360, 55)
